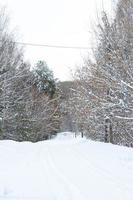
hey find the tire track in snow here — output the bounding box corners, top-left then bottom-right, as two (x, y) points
(42, 144), (86, 200)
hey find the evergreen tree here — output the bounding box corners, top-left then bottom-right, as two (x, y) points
(33, 61), (56, 97)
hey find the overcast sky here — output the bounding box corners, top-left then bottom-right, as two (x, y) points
(1, 0), (113, 80)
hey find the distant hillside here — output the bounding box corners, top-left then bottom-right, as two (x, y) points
(58, 81), (75, 100)
(58, 81), (75, 132)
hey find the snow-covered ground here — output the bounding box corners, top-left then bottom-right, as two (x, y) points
(0, 132), (133, 200)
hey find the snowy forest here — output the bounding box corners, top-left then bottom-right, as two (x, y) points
(0, 0), (133, 147)
(67, 0), (133, 147)
(0, 7), (60, 142)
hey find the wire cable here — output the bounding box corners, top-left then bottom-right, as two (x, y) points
(15, 41), (93, 50)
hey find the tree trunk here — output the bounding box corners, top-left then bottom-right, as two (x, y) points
(81, 132), (84, 138)
(109, 123), (113, 144)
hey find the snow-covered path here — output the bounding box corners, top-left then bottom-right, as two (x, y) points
(0, 132), (133, 200)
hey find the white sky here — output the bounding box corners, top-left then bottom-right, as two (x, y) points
(1, 0), (113, 81)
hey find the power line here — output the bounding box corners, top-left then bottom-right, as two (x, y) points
(15, 41), (93, 50)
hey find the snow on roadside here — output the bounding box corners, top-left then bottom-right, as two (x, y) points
(0, 132), (133, 200)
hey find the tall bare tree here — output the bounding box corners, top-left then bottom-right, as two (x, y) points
(69, 0), (133, 146)
(0, 8), (60, 142)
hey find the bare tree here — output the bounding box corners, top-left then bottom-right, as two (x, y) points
(0, 8), (60, 142)
(69, 0), (133, 146)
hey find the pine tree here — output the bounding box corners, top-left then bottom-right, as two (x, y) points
(33, 61), (56, 98)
